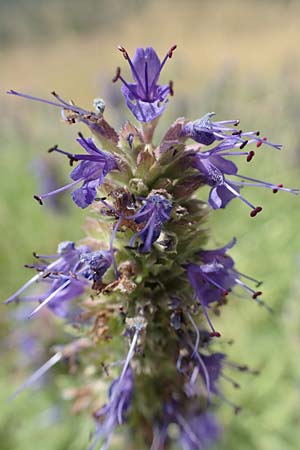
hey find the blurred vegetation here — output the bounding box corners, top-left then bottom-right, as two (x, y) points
(1, 0), (300, 449)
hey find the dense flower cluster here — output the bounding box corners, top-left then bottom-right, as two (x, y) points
(5, 45), (298, 450)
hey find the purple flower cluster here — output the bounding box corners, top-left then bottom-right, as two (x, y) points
(186, 238), (267, 336)
(182, 115), (298, 216)
(5, 241), (112, 318)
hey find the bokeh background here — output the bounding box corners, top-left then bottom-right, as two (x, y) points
(1, 0), (300, 449)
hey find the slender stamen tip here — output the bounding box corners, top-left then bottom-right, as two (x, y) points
(209, 331), (221, 338)
(240, 140), (248, 149)
(247, 150), (255, 162)
(250, 206), (263, 217)
(33, 195), (43, 206)
(48, 145), (58, 153)
(112, 67), (121, 83)
(69, 157), (78, 166)
(117, 45), (129, 59)
(51, 90), (57, 96)
(169, 80), (174, 96)
(273, 183), (283, 193)
(252, 291), (262, 299)
(32, 251), (39, 258)
(168, 44), (177, 58)
(234, 120), (240, 126)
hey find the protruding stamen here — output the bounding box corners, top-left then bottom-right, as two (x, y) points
(256, 137), (267, 148)
(169, 80), (174, 96)
(240, 140), (248, 149)
(209, 331), (221, 338)
(34, 195), (43, 205)
(273, 183), (283, 194)
(8, 352), (63, 400)
(112, 67), (121, 83)
(48, 145), (58, 153)
(118, 45), (129, 59)
(252, 291), (262, 299)
(167, 44), (177, 58)
(247, 150), (255, 162)
(250, 206), (263, 217)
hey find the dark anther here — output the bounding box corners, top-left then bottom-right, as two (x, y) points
(117, 46), (129, 59)
(223, 290), (229, 296)
(34, 195), (43, 205)
(168, 44), (177, 58)
(256, 131), (260, 136)
(273, 183), (283, 194)
(48, 145), (58, 153)
(234, 120), (240, 126)
(232, 130), (242, 136)
(209, 331), (221, 338)
(252, 291), (262, 299)
(240, 140), (248, 149)
(169, 80), (174, 96)
(69, 156), (78, 166)
(256, 136), (267, 148)
(250, 206), (263, 217)
(112, 67), (121, 83)
(234, 406), (242, 415)
(127, 133), (134, 149)
(172, 148), (178, 157)
(247, 150), (255, 162)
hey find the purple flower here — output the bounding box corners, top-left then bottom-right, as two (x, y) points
(152, 402), (221, 450)
(113, 45), (176, 122)
(129, 193), (172, 253)
(34, 134), (118, 208)
(91, 366), (134, 450)
(198, 353), (225, 395)
(4, 241), (112, 318)
(188, 141), (299, 216)
(178, 412), (221, 450)
(182, 112), (282, 150)
(186, 239), (267, 336)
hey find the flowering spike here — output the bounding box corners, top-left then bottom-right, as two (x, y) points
(6, 44), (298, 450)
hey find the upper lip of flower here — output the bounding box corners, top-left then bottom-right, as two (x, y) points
(113, 45), (176, 122)
(115, 45), (176, 103)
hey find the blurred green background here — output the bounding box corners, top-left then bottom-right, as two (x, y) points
(1, 0), (300, 449)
